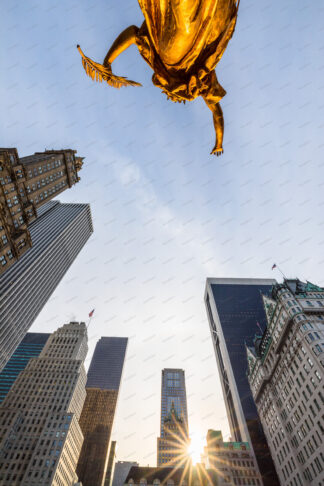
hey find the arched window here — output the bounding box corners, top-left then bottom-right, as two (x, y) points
(140, 479), (147, 486)
(166, 480), (174, 486)
(128, 480), (134, 486)
(153, 480), (160, 486)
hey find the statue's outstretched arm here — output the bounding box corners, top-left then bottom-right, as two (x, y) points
(104, 26), (139, 66)
(77, 25), (141, 88)
(203, 96), (224, 156)
(202, 72), (225, 156)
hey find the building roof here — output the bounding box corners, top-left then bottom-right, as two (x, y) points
(125, 467), (186, 483)
(125, 466), (218, 485)
(19, 153), (55, 165)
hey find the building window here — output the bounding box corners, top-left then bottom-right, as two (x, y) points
(0, 255), (7, 266)
(315, 370), (322, 381)
(313, 344), (322, 355)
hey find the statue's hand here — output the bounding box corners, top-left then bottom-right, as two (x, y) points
(103, 60), (112, 71)
(210, 145), (223, 156)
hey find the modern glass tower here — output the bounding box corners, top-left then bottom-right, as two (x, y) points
(0, 200), (93, 372)
(0, 332), (49, 403)
(77, 337), (128, 486)
(160, 368), (188, 437)
(204, 278), (280, 486)
(157, 369), (189, 467)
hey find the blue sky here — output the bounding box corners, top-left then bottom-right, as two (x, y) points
(1, 0), (324, 466)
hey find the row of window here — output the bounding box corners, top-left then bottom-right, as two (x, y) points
(26, 159), (62, 179)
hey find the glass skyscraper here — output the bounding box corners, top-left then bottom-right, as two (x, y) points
(0, 332), (49, 403)
(205, 278), (280, 486)
(160, 368), (188, 437)
(77, 337), (128, 486)
(0, 200), (93, 372)
(157, 368), (189, 467)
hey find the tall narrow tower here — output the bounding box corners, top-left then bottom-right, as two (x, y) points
(76, 337), (128, 486)
(204, 278), (280, 486)
(0, 200), (93, 372)
(0, 321), (88, 486)
(157, 369), (189, 467)
(160, 369), (188, 437)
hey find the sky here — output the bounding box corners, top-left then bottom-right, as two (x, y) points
(1, 0), (324, 467)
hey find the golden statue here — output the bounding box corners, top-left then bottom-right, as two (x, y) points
(77, 0), (240, 155)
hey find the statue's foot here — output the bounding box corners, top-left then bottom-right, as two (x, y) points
(211, 145), (223, 156)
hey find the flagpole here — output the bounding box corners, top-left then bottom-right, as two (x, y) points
(87, 309), (95, 329)
(272, 263), (287, 280)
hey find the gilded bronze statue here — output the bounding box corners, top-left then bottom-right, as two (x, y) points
(77, 0), (240, 155)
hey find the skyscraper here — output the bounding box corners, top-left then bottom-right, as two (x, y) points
(0, 200), (93, 372)
(104, 440), (117, 486)
(0, 321), (88, 485)
(0, 332), (49, 403)
(204, 278), (280, 486)
(157, 369), (189, 467)
(160, 369), (188, 437)
(76, 337), (128, 486)
(0, 147), (83, 274)
(247, 279), (324, 485)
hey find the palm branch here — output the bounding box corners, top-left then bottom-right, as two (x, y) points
(77, 45), (142, 88)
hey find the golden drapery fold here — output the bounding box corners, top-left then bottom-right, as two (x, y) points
(136, 0), (238, 102)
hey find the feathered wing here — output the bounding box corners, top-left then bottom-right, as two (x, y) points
(77, 45), (142, 88)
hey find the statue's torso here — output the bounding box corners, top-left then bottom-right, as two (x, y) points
(138, 0), (236, 71)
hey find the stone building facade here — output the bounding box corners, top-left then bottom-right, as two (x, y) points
(0, 147), (83, 274)
(247, 279), (324, 485)
(0, 322), (88, 485)
(206, 430), (263, 486)
(157, 404), (189, 467)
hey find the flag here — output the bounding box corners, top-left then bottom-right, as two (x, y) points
(89, 309), (95, 318)
(271, 263), (276, 270)
(256, 322), (263, 333)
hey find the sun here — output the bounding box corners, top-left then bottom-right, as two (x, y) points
(187, 432), (205, 465)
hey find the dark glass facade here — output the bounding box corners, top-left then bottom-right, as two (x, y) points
(207, 281), (280, 486)
(77, 336), (128, 486)
(86, 337), (128, 390)
(0, 332), (49, 403)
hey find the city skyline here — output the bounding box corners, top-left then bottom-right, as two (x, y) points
(2, 0), (324, 473)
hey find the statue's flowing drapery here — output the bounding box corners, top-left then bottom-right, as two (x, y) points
(136, 0), (238, 101)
